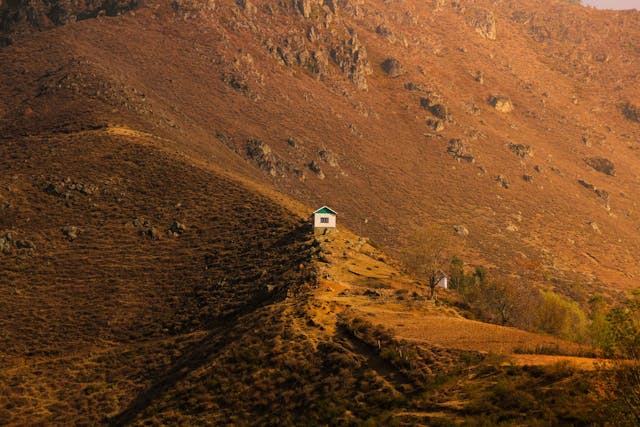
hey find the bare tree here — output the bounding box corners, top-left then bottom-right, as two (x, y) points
(401, 225), (460, 300)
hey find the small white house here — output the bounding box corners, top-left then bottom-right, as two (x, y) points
(436, 274), (448, 289)
(313, 206), (337, 235)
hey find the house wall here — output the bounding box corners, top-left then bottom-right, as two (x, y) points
(313, 213), (337, 228)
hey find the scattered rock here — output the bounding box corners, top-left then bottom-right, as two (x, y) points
(45, 178), (98, 200)
(380, 57), (405, 78)
(375, 24), (395, 42)
(533, 165), (543, 173)
(497, 175), (510, 189)
(169, 221), (186, 235)
(623, 102), (640, 123)
(130, 217), (161, 240)
(453, 225), (469, 237)
(465, 8), (497, 40)
(427, 119), (444, 132)
(1, 230), (35, 253)
(589, 222), (601, 234)
(489, 95), (514, 113)
(364, 289), (381, 298)
(578, 180), (610, 209)
(447, 139), (475, 163)
(147, 227), (162, 240)
(578, 179), (596, 191)
(474, 70), (484, 83)
(585, 157), (616, 176)
(308, 160), (325, 179)
(506, 223), (519, 232)
(0, 234), (10, 254)
(294, 168), (307, 182)
(507, 142), (533, 158)
(405, 82), (432, 93)
(319, 149), (339, 167)
(429, 104), (448, 120)
(522, 174), (534, 183)
(62, 226), (80, 241)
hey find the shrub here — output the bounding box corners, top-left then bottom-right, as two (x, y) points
(535, 291), (588, 342)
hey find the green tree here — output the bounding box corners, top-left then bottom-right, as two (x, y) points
(535, 291), (588, 342)
(599, 295), (640, 425)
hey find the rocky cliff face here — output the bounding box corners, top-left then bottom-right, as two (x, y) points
(0, 0), (138, 45)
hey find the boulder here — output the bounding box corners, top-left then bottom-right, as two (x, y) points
(623, 102), (640, 123)
(429, 104), (448, 120)
(497, 175), (510, 189)
(489, 95), (513, 112)
(308, 160), (325, 179)
(453, 225), (469, 237)
(62, 226), (80, 241)
(380, 57), (405, 78)
(585, 157), (615, 176)
(169, 221), (186, 235)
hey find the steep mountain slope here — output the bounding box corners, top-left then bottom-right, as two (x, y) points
(2, 0), (639, 297)
(1, 1), (636, 423)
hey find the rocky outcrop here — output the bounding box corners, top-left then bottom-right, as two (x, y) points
(507, 142), (532, 159)
(246, 139), (288, 177)
(265, 36), (329, 77)
(585, 157), (615, 176)
(0, 0), (139, 46)
(380, 57), (405, 78)
(330, 32), (372, 90)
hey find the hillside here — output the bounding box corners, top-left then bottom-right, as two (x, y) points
(1, 0), (639, 424)
(2, 0), (640, 297)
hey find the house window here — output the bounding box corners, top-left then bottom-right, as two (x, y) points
(320, 217), (330, 224)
